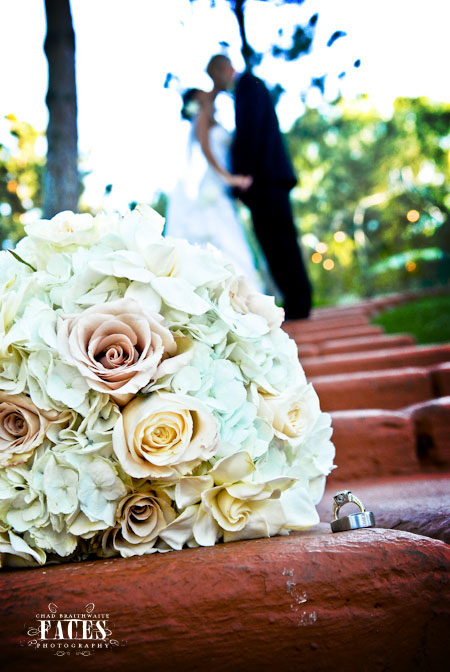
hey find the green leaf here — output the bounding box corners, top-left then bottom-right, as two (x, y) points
(8, 249), (36, 272)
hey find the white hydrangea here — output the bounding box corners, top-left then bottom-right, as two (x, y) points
(0, 205), (335, 567)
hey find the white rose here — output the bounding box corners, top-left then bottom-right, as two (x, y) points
(217, 276), (284, 338)
(24, 210), (110, 249)
(259, 383), (321, 444)
(113, 392), (219, 479)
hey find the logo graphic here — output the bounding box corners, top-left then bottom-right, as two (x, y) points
(22, 603), (124, 657)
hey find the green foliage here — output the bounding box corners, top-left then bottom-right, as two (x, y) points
(0, 115), (44, 248)
(287, 96), (450, 305)
(151, 192), (168, 219)
(372, 294), (450, 345)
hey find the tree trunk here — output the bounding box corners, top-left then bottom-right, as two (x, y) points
(232, 0), (254, 69)
(43, 0), (79, 218)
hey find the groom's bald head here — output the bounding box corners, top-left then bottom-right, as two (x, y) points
(207, 54), (235, 90)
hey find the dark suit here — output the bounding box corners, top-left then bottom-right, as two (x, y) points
(232, 71), (312, 319)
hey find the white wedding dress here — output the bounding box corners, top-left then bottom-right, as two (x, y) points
(165, 122), (262, 289)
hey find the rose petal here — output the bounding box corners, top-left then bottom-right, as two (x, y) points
(192, 504), (220, 547)
(210, 451), (255, 486)
(159, 505), (198, 550)
(175, 475), (214, 509)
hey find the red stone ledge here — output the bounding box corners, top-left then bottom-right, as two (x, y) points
(284, 314), (370, 337)
(329, 408), (419, 482)
(322, 400), (449, 484)
(309, 306), (373, 320)
(297, 343), (320, 358)
(403, 397), (450, 470)
(301, 344), (450, 377)
(430, 362), (450, 397)
(320, 333), (414, 355)
(1, 528), (449, 671)
(286, 324), (381, 344)
(311, 367), (434, 411)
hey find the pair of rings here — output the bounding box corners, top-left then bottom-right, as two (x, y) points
(331, 489), (375, 533)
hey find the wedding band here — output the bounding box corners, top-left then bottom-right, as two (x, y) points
(330, 489), (375, 533)
(331, 510), (376, 532)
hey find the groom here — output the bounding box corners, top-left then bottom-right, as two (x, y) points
(207, 55), (312, 320)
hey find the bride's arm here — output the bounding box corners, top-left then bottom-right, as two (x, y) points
(195, 104), (251, 189)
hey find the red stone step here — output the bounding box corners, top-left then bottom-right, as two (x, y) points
(317, 472), (450, 543)
(310, 295), (406, 320)
(284, 314), (370, 337)
(403, 397), (450, 471)
(291, 325), (384, 346)
(1, 528), (449, 671)
(301, 344), (450, 377)
(309, 306), (372, 320)
(430, 362), (450, 397)
(297, 343), (320, 358)
(312, 367), (434, 412)
(328, 409), (420, 482)
(319, 333), (415, 355)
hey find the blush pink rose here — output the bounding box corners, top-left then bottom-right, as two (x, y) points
(0, 393), (53, 467)
(57, 299), (177, 405)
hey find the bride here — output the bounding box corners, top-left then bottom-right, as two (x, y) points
(165, 88), (262, 289)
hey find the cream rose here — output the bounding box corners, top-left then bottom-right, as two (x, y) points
(57, 298), (177, 405)
(230, 276), (284, 329)
(0, 393), (51, 467)
(113, 392), (219, 479)
(202, 478), (293, 542)
(218, 276), (284, 337)
(163, 452), (297, 546)
(259, 384), (321, 444)
(101, 489), (176, 557)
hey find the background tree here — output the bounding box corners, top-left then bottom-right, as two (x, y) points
(287, 96), (450, 303)
(184, 0), (356, 99)
(0, 116), (44, 248)
(43, 0), (79, 217)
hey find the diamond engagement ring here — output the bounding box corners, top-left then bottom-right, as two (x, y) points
(330, 489), (375, 533)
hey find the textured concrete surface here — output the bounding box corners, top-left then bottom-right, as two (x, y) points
(311, 367), (434, 411)
(318, 473), (450, 543)
(1, 528), (449, 672)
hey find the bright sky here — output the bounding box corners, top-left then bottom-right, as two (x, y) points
(1, 0), (449, 213)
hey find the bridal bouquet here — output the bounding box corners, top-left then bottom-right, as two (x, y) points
(0, 205), (335, 567)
